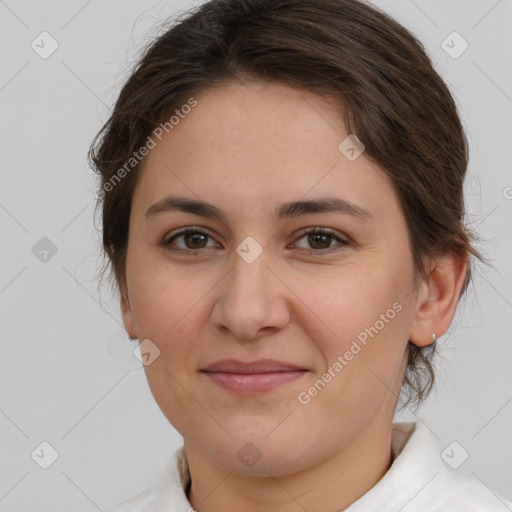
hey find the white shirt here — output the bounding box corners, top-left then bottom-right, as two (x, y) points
(106, 421), (512, 511)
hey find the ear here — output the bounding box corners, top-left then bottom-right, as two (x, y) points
(120, 287), (138, 340)
(408, 251), (469, 347)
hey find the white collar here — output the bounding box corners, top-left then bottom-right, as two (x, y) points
(346, 420), (443, 510)
(150, 420), (511, 511)
(153, 421), (444, 511)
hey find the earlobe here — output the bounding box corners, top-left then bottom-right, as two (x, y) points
(408, 252), (469, 347)
(120, 291), (138, 340)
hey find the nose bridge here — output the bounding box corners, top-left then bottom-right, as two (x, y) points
(212, 238), (290, 339)
(228, 239), (272, 303)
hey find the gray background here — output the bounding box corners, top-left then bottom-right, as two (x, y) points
(0, 0), (511, 510)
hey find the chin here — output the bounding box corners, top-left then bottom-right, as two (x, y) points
(205, 433), (311, 476)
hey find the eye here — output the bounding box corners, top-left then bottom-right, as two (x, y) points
(290, 227), (349, 255)
(162, 226), (350, 256)
(163, 227), (217, 253)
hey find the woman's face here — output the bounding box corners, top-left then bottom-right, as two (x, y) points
(121, 80), (426, 475)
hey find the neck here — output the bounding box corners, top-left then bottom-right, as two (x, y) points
(184, 415), (394, 512)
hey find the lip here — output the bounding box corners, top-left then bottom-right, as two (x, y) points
(200, 358), (307, 394)
(201, 358), (304, 373)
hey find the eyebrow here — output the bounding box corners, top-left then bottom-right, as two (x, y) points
(144, 195), (373, 222)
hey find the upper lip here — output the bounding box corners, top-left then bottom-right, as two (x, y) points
(201, 359), (305, 374)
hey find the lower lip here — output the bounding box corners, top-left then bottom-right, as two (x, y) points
(202, 370), (306, 393)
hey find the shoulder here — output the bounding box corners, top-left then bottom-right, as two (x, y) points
(104, 486), (157, 512)
(103, 446), (190, 512)
(430, 469), (512, 511)
(380, 421), (512, 512)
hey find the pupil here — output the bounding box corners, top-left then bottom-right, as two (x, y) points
(187, 233), (207, 248)
(310, 233), (330, 249)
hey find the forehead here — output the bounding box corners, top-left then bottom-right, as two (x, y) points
(132, 80), (397, 221)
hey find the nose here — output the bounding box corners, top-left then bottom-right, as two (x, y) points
(211, 245), (291, 341)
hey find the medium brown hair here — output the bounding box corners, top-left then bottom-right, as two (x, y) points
(88, 0), (487, 411)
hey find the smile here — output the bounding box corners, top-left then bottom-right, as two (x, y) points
(201, 370), (307, 393)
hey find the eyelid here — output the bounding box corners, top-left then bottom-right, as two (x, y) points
(163, 225), (350, 255)
(164, 225), (214, 242)
(292, 226), (348, 243)
(289, 227), (350, 253)
(164, 226), (219, 248)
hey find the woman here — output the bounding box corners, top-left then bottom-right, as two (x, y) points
(89, 0), (512, 510)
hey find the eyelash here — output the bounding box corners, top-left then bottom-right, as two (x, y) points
(162, 227), (350, 256)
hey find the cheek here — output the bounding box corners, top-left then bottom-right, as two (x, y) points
(295, 262), (405, 342)
(128, 250), (203, 332)
(131, 266), (210, 433)
(125, 269), (201, 385)
(291, 262), (410, 392)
